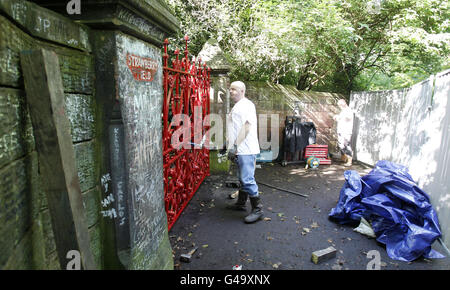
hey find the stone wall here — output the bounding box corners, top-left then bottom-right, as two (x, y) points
(0, 0), (101, 269)
(245, 81), (345, 160)
(0, 0), (178, 270)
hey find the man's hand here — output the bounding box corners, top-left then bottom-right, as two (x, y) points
(227, 146), (237, 162)
(227, 151), (237, 162)
(219, 146), (227, 155)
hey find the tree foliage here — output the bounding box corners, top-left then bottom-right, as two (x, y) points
(166, 0), (449, 95)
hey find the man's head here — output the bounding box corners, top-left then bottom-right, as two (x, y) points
(230, 81), (246, 103)
(337, 99), (347, 109)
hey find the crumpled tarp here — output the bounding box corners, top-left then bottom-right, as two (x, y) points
(329, 160), (445, 262)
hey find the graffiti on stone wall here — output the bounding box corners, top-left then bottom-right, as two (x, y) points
(117, 8), (164, 42)
(116, 33), (165, 268)
(1, 0), (91, 51)
(110, 126), (127, 227)
(100, 171), (127, 227)
(100, 173), (117, 219)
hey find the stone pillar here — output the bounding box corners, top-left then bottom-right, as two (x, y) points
(34, 0), (179, 269)
(198, 39), (232, 174)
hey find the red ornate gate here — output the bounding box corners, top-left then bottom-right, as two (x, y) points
(162, 36), (211, 230)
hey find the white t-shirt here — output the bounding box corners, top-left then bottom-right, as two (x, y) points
(227, 97), (260, 155)
(336, 107), (354, 137)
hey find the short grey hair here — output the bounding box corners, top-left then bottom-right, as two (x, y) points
(230, 81), (246, 95)
(337, 99), (347, 107)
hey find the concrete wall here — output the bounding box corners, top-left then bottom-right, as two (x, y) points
(0, 0), (101, 269)
(350, 69), (450, 249)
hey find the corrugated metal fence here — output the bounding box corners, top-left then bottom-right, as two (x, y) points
(350, 69), (450, 249)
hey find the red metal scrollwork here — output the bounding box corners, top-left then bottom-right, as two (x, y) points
(163, 36), (211, 230)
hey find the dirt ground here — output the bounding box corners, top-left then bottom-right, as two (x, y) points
(169, 160), (450, 270)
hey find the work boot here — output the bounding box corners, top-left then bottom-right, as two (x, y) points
(226, 190), (248, 211)
(341, 154), (348, 163)
(344, 156), (352, 167)
(244, 196), (263, 223)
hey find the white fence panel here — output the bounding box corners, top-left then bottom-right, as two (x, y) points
(421, 70), (450, 247)
(350, 69), (450, 248)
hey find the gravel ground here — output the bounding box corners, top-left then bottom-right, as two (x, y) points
(169, 160), (450, 270)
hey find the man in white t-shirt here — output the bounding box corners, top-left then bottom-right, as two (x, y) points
(225, 81), (263, 223)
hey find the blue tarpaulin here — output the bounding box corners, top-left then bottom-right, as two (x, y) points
(329, 160), (445, 262)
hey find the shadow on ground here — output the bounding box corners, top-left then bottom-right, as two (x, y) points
(169, 161), (450, 270)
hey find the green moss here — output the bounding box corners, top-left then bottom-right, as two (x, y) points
(82, 187), (101, 228)
(209, 150), (230, 174)
(129, 229), (173, 270)
(3, 230), (33, 269)
(88, 225), (103, 269)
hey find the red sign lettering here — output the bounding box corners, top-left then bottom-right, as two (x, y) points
(126, 53), (158, 82)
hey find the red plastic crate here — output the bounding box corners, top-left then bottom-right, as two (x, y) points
(304, 144), (331, 165)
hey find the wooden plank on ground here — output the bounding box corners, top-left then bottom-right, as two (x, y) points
(311, 246), (337, 264)
(20, 48), (96, 270)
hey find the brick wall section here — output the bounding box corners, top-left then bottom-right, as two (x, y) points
(245, 81), (345, 157)
(0, 1), (102, 269)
